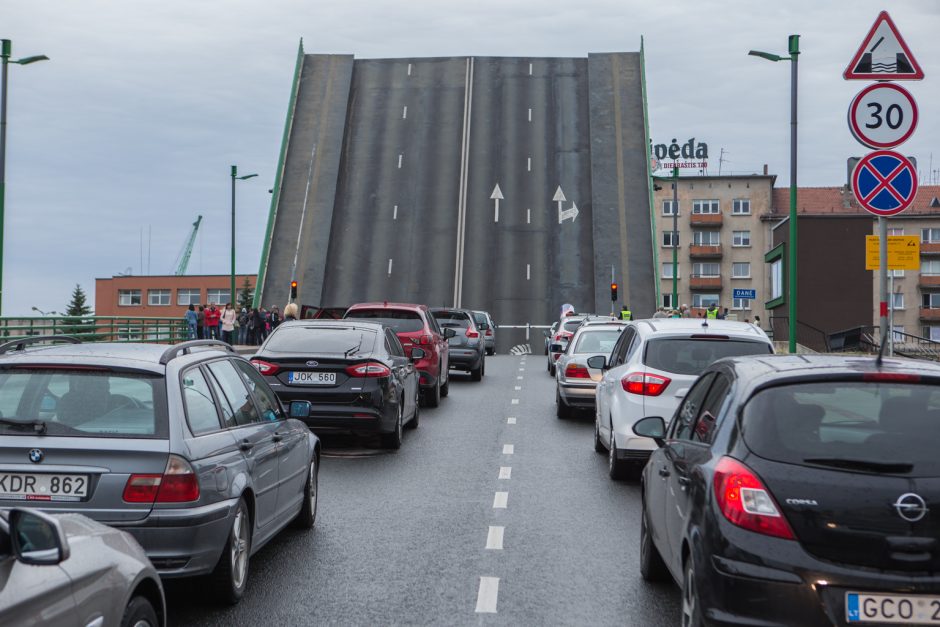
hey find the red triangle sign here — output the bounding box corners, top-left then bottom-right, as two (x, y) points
(844, 11), (924, 80)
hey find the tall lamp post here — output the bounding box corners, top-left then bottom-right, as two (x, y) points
(1, 40), (48, 316)
(749, 35), (799, 354)
(230, 165), (257, 308)
(652, 167), (681, 310)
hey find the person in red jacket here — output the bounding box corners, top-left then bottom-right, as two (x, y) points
(204, 303), (221, 340)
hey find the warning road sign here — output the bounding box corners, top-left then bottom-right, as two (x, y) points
(844, 11), (924, 80)
(848, 83), (918, 150)
(851, 151), (918, 217)
(865, 235), (920, 270)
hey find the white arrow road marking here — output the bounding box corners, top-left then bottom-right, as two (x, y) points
(502, 444), (514, 454)
(553, 185), (567, 219)
(559, 201), (579, 224)
(493, 492), (508, 508)
(490, 183), (503, 223)
(486, 526), (504, 550)
(476, 577), (499, 613)
(499, 466), (512, 479)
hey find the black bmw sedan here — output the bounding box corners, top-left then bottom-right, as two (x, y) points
(251, 320), (420, 448)
(634, 354), (940, 627)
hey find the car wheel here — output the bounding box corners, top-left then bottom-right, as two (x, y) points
(549, 362), (556, 376)
(440, 370), (449, 397)
(594, 419), (605, 453)
(640, 506), (669, 581)
(294, 458), (319, 529)
(556, 388), (572, 419)
(406, 392), (419, 429)
(681, 554), (704, 627)
(121, 595), (159, 627)
(381, 403), (403, 449)
(470, 359), (483, 382)
(608, 431), (627, 480)
(424, 370), (442, 407)
(211, 497), (251, 605)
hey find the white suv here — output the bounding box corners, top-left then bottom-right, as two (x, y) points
(589, 319), (773, 479)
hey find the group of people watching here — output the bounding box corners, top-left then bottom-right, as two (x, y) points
(184, 302), (299, 345)
(622, 303), (761, 326)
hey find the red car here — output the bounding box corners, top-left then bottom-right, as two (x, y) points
(344, 302), (451, 407)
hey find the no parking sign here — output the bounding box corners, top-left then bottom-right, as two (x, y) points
(851, 151), (918, 217)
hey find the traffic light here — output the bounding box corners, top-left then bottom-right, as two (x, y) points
(610, 282), (618, 302)
(290, 281), (298, 300)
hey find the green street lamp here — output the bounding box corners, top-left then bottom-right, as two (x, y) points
(1, 40), (49, 316)
(230, 165), (257, 308)
(750, 35), (799, 354)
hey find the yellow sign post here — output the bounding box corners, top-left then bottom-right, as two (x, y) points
(866, 235), (920, 270)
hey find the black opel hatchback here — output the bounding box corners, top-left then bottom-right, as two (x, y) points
(634, 354), (940, 627)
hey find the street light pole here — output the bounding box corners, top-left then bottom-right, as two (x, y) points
(230, 165), (257, 308)
(749, 35), (799, 353)
(672, 167), (679, 310)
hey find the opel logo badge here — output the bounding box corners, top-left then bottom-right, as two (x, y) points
(893, 493), (928, 522)
(305, 360), (319, 367)
(28, 449), (43, 464)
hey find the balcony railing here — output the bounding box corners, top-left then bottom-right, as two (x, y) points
(689, 245), (722, 258)
(689, 276), (722, 290)
(690, 213), (722, 226)
(920, 308), (940, 321)
(921, 242), (940, 255)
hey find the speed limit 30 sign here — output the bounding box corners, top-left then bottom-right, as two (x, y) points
(848, 83), (918, 149)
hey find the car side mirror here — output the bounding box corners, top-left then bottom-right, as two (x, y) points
(586, 355), (607, 370)
(633, 416), (666, 447)
(411, 347), (426, 361)
(289, 400), (312, 419)
(9, 509), (70, 566)
(543, 331), (550, 338)
(443, 328), (457, 339)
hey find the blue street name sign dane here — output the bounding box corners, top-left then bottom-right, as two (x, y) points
(851, 150), (918, 216)
(733, 288), (757, 300)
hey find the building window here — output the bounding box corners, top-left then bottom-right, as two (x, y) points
(206, 289), (231, 305)
(692, 199), (720, 214)
(148, 289), (170, 306)
(926, 326), (940, 342)
(891, 293), (904, 310)
(732, 199), (751, 215)
(922, 228), (940, 243)
(692, 230), (720, 246)
(771, 258), (783, 301)
(922, 260), (940, 276)
(692, 293), (720, 308)
(661, 263), (680, 279)
(732, 262), (751, 278)
(691, 262), (720, 278)
(732, 297), (751, 310)
(662, 293), (675, 308)
(889, 228), (904, 236)
(732, 230), (751, 247)
(118, 290), (141, 306)
(662, 200), (679, 216)
(177, 289), (201, 306)
(890, 269), (905, 278)
(118, 326), (143, 341)
(922, 293), (940, 309)
(662, 231), (679, 247)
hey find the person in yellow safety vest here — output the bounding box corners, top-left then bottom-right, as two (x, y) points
(620, 304), (632, 320)
(706, 304), (719, 319)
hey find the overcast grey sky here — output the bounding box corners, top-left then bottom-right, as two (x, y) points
(4, 0), (939, 315)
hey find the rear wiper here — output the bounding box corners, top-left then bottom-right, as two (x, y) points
(344, 333), (364, 357)
(0, 417), (46, 435)
(803, 457), (913, 474)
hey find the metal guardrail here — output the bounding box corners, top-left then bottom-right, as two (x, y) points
(830, 325), (940, 361)
(0, 316), (189, 344)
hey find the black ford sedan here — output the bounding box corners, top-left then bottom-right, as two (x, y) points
(634, 354), (940, 627)
(251, 320), (420, 448)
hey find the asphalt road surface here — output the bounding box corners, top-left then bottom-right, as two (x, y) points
(167, 355), (680, 626)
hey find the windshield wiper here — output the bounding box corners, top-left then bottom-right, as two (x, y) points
(803, 457), (913, 474)
(0, 417), (46, 435)
(344, 333), (364, 357)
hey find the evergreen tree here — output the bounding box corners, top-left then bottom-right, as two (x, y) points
(61, 284), (96, 338)
(237, 277), (254, 312)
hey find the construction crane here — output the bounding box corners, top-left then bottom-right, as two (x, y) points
(172, 215), (203, 275)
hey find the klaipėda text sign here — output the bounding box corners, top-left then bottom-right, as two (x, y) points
(650, 138), (709, 170)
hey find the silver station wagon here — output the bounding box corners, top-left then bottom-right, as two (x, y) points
(0, 338), (320, 604)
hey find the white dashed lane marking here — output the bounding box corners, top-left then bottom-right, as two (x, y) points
(502, 444), (514, 454)
(476, 577), (499, 613)
(499, 466), (511, 479)
(511, 399), (519, 405)
(397, 154), (403, 168)
(514, 386), (521, 390)
(507, 417), (516, 424)
(486, 526), (504, 550)
(493, 492), (508, 508)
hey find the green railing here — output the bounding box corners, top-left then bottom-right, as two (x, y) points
(0, 316), (190, 344)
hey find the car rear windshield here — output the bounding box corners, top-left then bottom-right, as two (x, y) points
(345, 309), (424, 333)
(741, 381), (940, 476)
(266, 326), (376, 355)
(433, 311), (471, 328)
(573, 330), (622, 354)
(643, 338), (771, 375)
(563, 320), (583, 333)
(473, 312), (488, 326)
(0, 369), (167, 438)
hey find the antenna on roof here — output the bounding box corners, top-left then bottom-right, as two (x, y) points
(701, 320), (709, 329)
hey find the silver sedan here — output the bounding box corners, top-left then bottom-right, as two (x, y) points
(0, 507), (165, 626)
(554, 323), (626, 418)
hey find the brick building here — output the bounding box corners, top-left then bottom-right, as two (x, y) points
(95, 275), (257, 318)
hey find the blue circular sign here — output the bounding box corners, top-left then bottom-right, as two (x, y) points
(851, 150), (918, 216)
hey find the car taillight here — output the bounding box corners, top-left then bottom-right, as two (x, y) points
(485, 328), (493, 337)
(420, 334), (432, 345)
(713, 456), (794, 540)
(345, 362), (391, 378)
(565, 364), (591, 379)
(466, 328), (480, 339)
(862, 372), (921, 383)
(621, 372), (671, 396)
(123, 455), (200, 504)
(251, 359), (280, 376)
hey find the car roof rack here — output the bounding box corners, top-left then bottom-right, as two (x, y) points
(159, 340), (236, 365)
(0, 335), (82, 355)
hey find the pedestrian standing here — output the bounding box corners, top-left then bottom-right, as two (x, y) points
(270, 306), (281, 329)
(251, 308), (265, 345)
(680, 304), (691, 318)
(196, 306), (206, 339)
(260, 307), (270, 341)
(184, 304), (198, 340)
(283, 302), (298, 321)
(205, 304), (221, 340)
(220, 303), (237, 345)
(238, 308), (249, 345)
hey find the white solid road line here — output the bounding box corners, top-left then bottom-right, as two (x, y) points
(486, 526), (505, 550)
(397, 154), (403, 169)
(507, 417), (516, 424)
(475, 577), (499, 613)
(393, 205), (398, 220)
(502, 444), (514, 454)
(402, 105), (408, 119)
(499, 466), (512, 479)
(387, 259), (393, 276)
(493, 492), (509, 508)
(453, 56), (474, 307)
